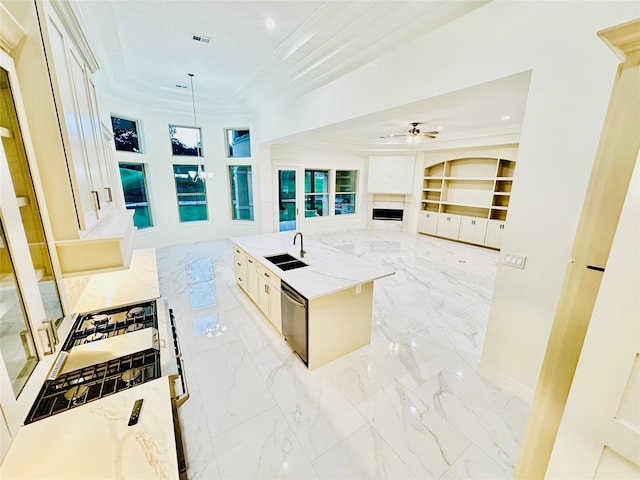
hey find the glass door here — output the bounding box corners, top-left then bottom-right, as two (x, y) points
(0, 49), (62, 437)
(276, 168), (300, 232)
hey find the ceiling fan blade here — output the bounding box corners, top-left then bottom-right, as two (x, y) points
(379, 134), (407, 138)
(420, 131), (440, 136)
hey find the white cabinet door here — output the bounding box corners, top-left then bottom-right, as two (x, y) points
(257, 276), (271, 316)
(417, 211), (438, 235)
(459, 217), (488, 245)
(484, 220), (506, 249)
(246, 255), (259, 302)
(45, 16), (98, 230)
(436, 214), (461, 239)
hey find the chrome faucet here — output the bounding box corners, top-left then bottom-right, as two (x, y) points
(293, 232), (306, 258)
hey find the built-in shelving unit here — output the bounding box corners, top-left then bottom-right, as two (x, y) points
(418, 157), (516, 249)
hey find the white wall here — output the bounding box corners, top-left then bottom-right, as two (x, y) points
(251, 2), (639, 401)
(97, 94), (261, 249)
(368, 155), (415, 194)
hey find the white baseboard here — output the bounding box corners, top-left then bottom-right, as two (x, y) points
(477, 361), (535, 405)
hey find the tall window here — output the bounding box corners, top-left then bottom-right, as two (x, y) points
(169, 125), (202, 156)
(111, 116), (141, 152)
(229, 166), (254, 220)
(119, 163), (152, 228)
(173, 165), (208, 222)
(335, 170), (357, 215)
(225, 128), (250, 157)
(304, 169), (329, 217)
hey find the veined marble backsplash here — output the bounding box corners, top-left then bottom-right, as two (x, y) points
(62, 274), (92, 312)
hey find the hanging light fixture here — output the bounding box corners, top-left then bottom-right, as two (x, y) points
(188, 73), (213, 182)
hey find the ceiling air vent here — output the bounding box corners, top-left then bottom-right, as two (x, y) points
(192, 34), (211, 44)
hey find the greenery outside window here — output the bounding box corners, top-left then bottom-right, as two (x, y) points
(169, 125), (202, 156)
(335, 170), (357, 215)
(111, 116), (141, 152)
(229, 166), (254, 220)
(173, 164), (208, 222)
(225, 128), (250, 157)
(304, 169), (329, 217)
(119, 163), (152, 228)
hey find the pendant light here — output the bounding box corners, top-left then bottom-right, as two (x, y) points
(188, 73), (213, 182)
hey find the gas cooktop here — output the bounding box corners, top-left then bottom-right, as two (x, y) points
(62, 301), (157, 350)
(25, 348), (160, 424)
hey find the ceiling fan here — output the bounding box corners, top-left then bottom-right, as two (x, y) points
(381, 122), (439, 143)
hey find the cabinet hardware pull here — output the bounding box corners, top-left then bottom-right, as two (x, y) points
(248, 259), (253, 263)
(237, 262), (241, 266)
(43, 320), (59, 346)
(264, 272), (270, 277)
(19, 330), (36, 358)
(104, 186), (112, 202)
(38, 326), (55, 355)
(238, 277), (243, 281)
(91, 190), (101, 210)
(587, 265), (605, 272)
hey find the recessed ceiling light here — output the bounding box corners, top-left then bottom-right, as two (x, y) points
(265, 17), (276, 31)
(501, 115), (511, 121)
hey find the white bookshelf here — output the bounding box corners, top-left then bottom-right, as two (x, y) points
(418, 157), (516, 249)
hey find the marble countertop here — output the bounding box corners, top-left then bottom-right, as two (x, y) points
(0, 377), (179, 479)
(231, 232), (395, 299)
(72, 248), (160, 313)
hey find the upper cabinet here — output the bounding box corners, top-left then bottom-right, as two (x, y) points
(418, 157), (516, 249)
(4, 0), (134, 276)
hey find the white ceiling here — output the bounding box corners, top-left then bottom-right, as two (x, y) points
(77, 0), (530, 151)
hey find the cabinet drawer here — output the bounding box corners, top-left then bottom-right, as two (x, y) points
(234, 266), (247, 291)
(256, 262), (280, 290)
(436, 214), (462, 239)
(232, 244), (246, 269)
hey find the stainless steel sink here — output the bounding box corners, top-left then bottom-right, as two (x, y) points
(264, 254), (308, 271)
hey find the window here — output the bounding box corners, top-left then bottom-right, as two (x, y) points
(119, 163), (152, 228)
(169, 125), (202, 156)
(111, 116), (141, 152)
(173, 165), (208, 222)
(335, 170), (357, 215)
(229, 166), (254, 220)
(304, 169), (329, 217)
(225, 128), (251, 157)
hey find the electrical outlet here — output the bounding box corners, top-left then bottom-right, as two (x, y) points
(504, 252), (527, 269)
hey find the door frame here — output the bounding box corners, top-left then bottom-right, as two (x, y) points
(272, 164), (304, 232)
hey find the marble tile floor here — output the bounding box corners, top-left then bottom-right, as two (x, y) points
(156, 230), (530, 480)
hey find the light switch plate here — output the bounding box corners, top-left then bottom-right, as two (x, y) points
(504, 252), (527, 269)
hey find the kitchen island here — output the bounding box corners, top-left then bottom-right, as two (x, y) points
(232, 232), (395, 369)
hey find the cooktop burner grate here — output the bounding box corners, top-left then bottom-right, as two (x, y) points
(25, 348), (160, 424)
(62, 301), (158, 349)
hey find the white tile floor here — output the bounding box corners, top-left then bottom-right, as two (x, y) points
(156, 230), (529, 479)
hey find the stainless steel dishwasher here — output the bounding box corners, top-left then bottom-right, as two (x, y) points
(281, 281), (308, 365)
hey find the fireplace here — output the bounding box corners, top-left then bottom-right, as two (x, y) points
(367, 194), (411, 231)
(372, 208), (403, 221)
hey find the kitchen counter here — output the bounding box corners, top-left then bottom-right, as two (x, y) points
(231, 232), (395, 299)
(71, 248), (160, 313)
(0, 377), (179, 479)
